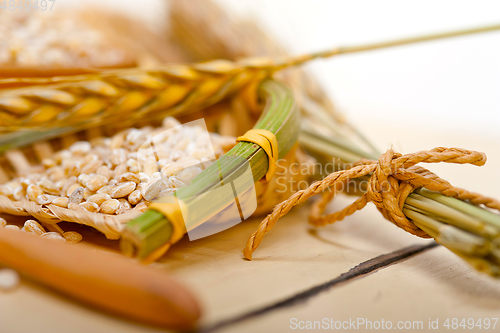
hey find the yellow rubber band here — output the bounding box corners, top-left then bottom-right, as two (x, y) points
(142, 197), (187, 264)
(236, 129), (278, 181)
(149, 200), (187, 244)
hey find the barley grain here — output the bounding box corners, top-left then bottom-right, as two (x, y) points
(133, 202), (148, 212)
(52, 197), (69, 208)
(143, 158), (158, 175)
(176, 166), (202, 183)
(111, 182), (136, 198)
(86, 175), (108, 192)
(12, 186), (24, 201)
(138, 172), (149, 183)
(69, 142), (92, 155)
(163, 117), (181, 129)
(12, 186), (25, 201)
(83, 188), (94, 200)
(55, 180), (65, 190)
(66, 183), (81, 197)
(81, 156), (103, 174)
(0, 218), (7, 228)
(54, 150), (71, 164)
(19, 178), (33, 190)
(23, 220), (45, 236)
(97, 185), (114, 195)
(82, 154), (97, 165)
(5, 225), (21, 231)
(143, 177), (169, 201)
(116, 198), (132, 214)
(48, 166), (65, 182)
(69, 187), (84, 204)
(80, 202), (99, 213)
(100, 199), (120, 214)
(161, 163), (182, 177)
(41, 232), (66, 241)
(110, 149), (127, 166)
(68, 202), (85, 211)
(119, 172), (140, 184)
(61, 176), (77, 196)
(63, 231), (83, 243)
(42, 158), (56, 169)
(88, 193), (111, 206)
(127, 190), (142, 205)
(170, 176), (186, 188)
(110, 135), (126, 150)
(0, 186), (13, 197)
(38, 179), (60, 195)
(158, 188), (176, 197)
(113, 164), (127, 180)
(36, 194), (58, 205)
(136, 182), (147, 194)
(96, 165), (112, 180)
(126, 159), (140, 173)
(26, 184), (43, 201)
(63, 160), (81, 177)
(126, 129), (147, 148)
(77, 174), (90, 187)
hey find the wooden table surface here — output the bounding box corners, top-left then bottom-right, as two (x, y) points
(1, 120), (499, 333)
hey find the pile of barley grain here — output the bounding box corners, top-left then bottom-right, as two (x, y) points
(0, 117), (234, 241)
(0, 11), (130, 68)
(0, 217), (82, 243)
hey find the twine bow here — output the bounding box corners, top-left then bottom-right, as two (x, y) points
(243, 147), (500, 260)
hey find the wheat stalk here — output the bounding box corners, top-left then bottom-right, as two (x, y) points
(2, 23), (499, 152)
(168, 0), (379, 160)
(169, 0), (348, 124)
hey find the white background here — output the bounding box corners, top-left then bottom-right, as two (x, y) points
(215, 0), (500, 137)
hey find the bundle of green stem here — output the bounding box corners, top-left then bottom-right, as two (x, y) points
(130, 26), (500, 277)
(243, 144), (500, 277)
(1, 2), (500, 276)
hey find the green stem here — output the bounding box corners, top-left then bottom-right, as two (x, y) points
(285, 23), (500, 67)
(121, 79), (300, 259)
(406, 192), (500, 240)
(415, 188), (500, 230)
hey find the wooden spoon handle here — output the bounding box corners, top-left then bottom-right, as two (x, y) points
(0, 228), (201, 330)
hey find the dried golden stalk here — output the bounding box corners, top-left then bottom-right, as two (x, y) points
(169, 0), (348, 126)
(1, 23), (499, 153)
(168, 0), (381, 170)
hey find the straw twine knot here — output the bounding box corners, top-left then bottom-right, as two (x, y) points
(243, 147), (500, 260)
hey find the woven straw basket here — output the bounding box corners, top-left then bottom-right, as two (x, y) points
(0, 0), (346, 241)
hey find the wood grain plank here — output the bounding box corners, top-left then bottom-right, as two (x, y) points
(153, 198), (432, 326)
(213, 246), (500, 333)
(201, 242), (438, 333)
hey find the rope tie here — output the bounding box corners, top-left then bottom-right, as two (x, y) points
(243, 147), (500, 260)
(237, 129), (278, 181)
